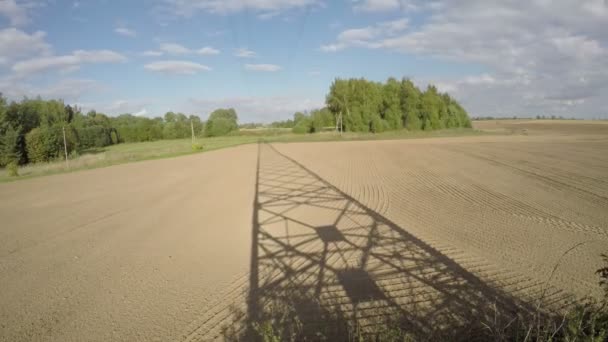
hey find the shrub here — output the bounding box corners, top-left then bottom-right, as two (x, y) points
(205, 108), (239, 137)
(25, 126), (77, 163)
(205, 117), (237, 137)
(69, 150), (80, 159)
(76, 126), (112, 148)
(370, 116), (390, 133)
(7, 161), (18, 177)
(26, 127), (54, 163)
(192, 143), (204, 151)
(0, 124), (21, 167)
(292, 118), (312, 134)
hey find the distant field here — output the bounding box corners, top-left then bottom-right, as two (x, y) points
(0, 128), (483, 182)
(1, 119), (607, 340)
(473, 119), (608, 135)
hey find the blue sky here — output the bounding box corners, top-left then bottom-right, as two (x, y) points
(1, 0), (607, 121)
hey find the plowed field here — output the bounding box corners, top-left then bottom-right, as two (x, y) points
(2, 122), (607, 341)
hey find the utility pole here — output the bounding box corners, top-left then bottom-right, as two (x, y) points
(62, 126), (69, 169)
(190, 119), (195, 144)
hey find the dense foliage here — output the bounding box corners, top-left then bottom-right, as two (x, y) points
(271, 77), (471, 134)
(0, 95), (218, 166)
(327, 77), (471, 132)
(204, 108), (238, 137)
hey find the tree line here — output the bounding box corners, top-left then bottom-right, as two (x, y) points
(1, 77), (471, 167)
(0, 95), (238, 167)
(271, 77), (472, 133)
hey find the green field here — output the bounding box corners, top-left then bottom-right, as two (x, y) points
(0, 128), (486, 182)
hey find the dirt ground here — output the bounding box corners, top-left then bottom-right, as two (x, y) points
(1, 121), (607, 341)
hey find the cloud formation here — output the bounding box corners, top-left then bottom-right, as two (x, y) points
(114, 27), (136, 37)
(0, 0), (32, 26)
(162, 0), (320, 16)
(144, 60), (211, 75)
(325, 0), (608, 117)
(148, 43), (221, 56)
(245, 63), (282, 72)
(321, 19), (408, 52)
(234, 48), (257, 58)
(12, 49), (127, 75)
(0, 78), (103, 101)
(353, 0), (419, 12)
(0, 28), (50, 65)
(197, 46), (220, 55)
(159, 42), (190, 55)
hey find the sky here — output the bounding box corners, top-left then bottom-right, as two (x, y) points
(0, 0), (607, 122)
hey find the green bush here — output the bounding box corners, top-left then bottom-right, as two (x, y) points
(292, 118), (312, 134)
(7, 161), (18, 177)
(25, 126), (78, 163)
(26, 127), (55, 163)
(370, 116), (390, 133)
(191, 143), (204, 151)
(0, 124), (21, 167)
(69, 150), (80, 159)
(76, 126), (112, 148)
(204, 108), (239, 137)
(205, 117), (237, 137)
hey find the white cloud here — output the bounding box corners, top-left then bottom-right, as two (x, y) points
(245, 63), (282, 72)
(257, 11), (279, 20)
(143, 50), (163, 57)
(162, 0), (320, 16)
(72, 50), (127, 63)
(114, 27), (136, 37)
(0, 0), (31, 26)
(12, 50), (127, 75)
(353, 0), (421, 12)
(355, 0), (397, 12)
(145, 44), (220, 57)
(325, 0), (608, 118)
(0, 78), (103, 101)
(197, 46), (220, 55)
(159, 42), (191, 55)
(321, 18), (408, 52)
(0, 28), (50, 64)
(144, 60), (211, 75)
(13, 55), (79, 74)
(234, 48), (257, 58)
(133, 108), (148, 116)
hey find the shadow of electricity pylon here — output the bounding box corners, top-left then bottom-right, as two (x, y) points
(245, 143), (535, 340)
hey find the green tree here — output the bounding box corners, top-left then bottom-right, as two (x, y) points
(420, 85), (442, 130)
(400, 79), (422, 130)
(311, 108), (333, 132)
(0, 124), (21, 166)
(25, 125), (78, 163)
(382, 78), (403, 130)
(292, 115), (312, 134)
(326, 79), (352, 131)
(205, 108), (238, 137)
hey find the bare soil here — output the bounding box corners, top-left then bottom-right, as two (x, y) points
(1, 121), (607, 341)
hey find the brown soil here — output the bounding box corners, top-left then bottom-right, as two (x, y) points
(1, 121), (607, 341)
